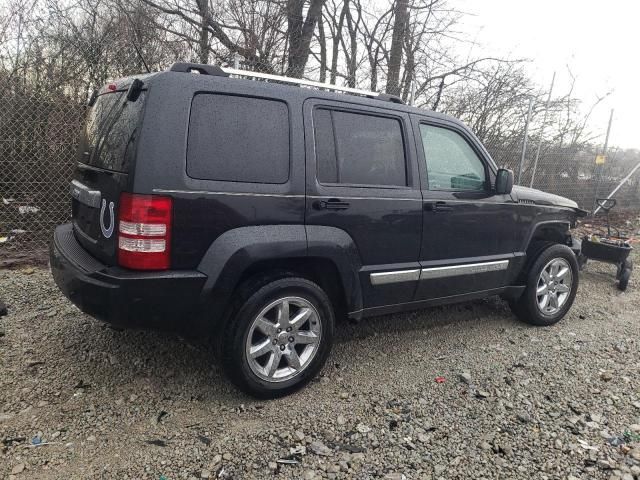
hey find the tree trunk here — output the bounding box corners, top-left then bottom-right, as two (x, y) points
(318, 13), (327, 82)
(345, 2), (357, 88)
(286, 0), (326, 78)
(330, 0), (348, 84)
(386, 0), (409, 95)
(196, 0), (209, 63)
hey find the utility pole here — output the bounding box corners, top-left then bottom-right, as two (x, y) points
(517, 96), (533, 185)
(529, 72), (556, 188)
(593, 108), (614, 211)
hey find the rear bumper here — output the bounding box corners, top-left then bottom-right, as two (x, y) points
(50, 224), (207, 332)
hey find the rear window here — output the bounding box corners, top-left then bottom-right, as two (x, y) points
(79, 91), (146, 173)
(314, 108), (407, 187)
(187, 93), (290, 184)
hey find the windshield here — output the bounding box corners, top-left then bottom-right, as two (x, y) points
(79, 90), (146, 173)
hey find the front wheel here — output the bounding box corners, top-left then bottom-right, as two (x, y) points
(510, 244), (579, 326)
(221, 276), (334, 398)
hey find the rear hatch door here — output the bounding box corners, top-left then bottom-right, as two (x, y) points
(71, 80), (147, 265)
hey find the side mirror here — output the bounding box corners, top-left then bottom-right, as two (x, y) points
(495, 168), (514, 195)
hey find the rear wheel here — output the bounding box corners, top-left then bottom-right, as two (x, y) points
(510, 244), (579, 326)
(220, 275), (334, 398)
(618, 259), (632, 291)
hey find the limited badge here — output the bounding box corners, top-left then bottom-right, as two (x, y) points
(100, 199), (115, 239)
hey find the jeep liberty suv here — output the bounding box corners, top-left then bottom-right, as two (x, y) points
(50, 62), (586, 398)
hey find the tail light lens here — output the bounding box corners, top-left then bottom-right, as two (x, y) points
(117, 193), (172, 270)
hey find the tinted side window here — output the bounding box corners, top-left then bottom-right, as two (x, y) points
(314, 108), (407, 187)
(187, 93), (289, 183)
(420, 124), (486, 191)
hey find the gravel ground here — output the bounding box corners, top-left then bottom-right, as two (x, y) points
(1, 251), (639, 480)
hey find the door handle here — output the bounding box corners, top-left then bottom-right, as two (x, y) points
(313, 198), (350, 211)
(424, 201), (453, 212)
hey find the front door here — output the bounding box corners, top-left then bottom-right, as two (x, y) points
(412, 115), (522, 301)
(304, 99), (423, 310)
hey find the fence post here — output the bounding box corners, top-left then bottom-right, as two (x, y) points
(593, 108), (614, 212)
(517, 96), (533, 185)
(529, 72), (556, 188)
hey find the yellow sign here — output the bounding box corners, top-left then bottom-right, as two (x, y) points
(596, 155), (606, 165)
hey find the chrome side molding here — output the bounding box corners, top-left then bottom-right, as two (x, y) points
(370, 269), (420, 286)
(369, 260), (509, 285)
(420, 260), (509, 280)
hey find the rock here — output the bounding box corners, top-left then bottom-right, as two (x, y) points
(600, 371), (613, 382)
(11, 464), (25, 475)
(87, 435), (96, 442)
(459, 371), (472, 384)
(212, 454), (222, 465)
(294, 430), (305, 441)
(0, 413), (14, 423)
(309, 440), (332, 456)
(200, 470), (211, 479)
(517, 412), (532, 423)
(589, 413), (603, 423)
(417, 432), (429, 444)
(614, 344), (627, 353)
(337, 415), (347, 425)
(476, 390), (490, 399)
(629, 424), (640, 433)
(0, 326), (5, 337)
(222, 452), (232, 461)
(630, 448), (640, 461)
(434, 464), (446, 475)
(268, 462), (278, 471)
(554, 439), (563, 450)
(290, 445), (306, 455)
(356, 423), (371, 434)
(479, 441), (492, 451)
(339, 392), (349, 399)
(302, 470), (318, 480)
(383, 474), (407, 480)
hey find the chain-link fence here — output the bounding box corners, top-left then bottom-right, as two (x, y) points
(3, 0), (640, 261)
(1, 72), (640, 259)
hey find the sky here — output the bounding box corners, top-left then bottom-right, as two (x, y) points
(455, 0), (640, 150)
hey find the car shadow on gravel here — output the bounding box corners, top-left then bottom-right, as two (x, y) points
(50, 295), (515, 402)
(334, 295), (515, 344)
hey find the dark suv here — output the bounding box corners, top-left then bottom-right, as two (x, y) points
(50, 63), (585, 397)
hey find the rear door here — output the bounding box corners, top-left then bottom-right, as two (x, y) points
(412, 115), (521, 301)
(303, 99), (423, 309)
(71, 83), (146, 264)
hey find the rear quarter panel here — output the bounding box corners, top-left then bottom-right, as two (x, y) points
(132, 73), (307, 269)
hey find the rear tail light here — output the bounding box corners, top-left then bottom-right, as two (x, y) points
(117, 193), (172, 270)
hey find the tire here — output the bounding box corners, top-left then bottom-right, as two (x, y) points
(577, 253), (588, 271)
(509, 244), (579, 326)
(618, 259), (632, 291)
(220, 275), (335, 398)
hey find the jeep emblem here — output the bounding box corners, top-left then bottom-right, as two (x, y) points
(100, 199), (115, 239)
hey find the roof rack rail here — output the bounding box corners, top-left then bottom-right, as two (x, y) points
(168, 62), (404, 104)
(169, 62), (229, 77)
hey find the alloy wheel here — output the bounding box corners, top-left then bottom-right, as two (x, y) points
(245, 296), (322, 382)
(536, 258), (573, 315)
